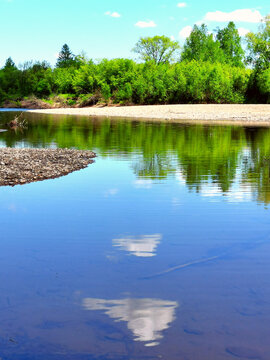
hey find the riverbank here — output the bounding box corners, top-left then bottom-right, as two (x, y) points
(29, 104), (270, 124)
(0, 148), (96, 186)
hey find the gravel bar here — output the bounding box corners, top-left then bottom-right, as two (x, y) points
(0, 148), (96, 186)
(29, 104), (270, 123)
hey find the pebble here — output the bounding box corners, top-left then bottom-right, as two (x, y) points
(0, 148), (96, 186)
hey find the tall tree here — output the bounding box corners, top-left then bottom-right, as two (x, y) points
(56, 44), (76, 68)
(4, 57), (16, 69)
(133, 35), (180, 64)
(246, 15), (270, 69)
(181, 24), (224, 63)
(0, 58), (20, 96)
(216, 22), (245, 67)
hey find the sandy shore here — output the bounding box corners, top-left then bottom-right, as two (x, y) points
(29, 104), (270, 124)
(0, 148), (96, 186)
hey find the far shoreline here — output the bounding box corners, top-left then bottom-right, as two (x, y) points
(28, 104), (270, 125)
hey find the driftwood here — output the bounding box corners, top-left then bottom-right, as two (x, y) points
(6, 112), (27, 129)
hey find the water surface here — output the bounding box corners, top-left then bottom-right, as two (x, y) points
(0, 112), (270, 360)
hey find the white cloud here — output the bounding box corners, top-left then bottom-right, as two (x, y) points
(204, 9), (263, 23)
(177, 2), (187, 8)
(170, 35), (176, 41)
(238, 27), (250, 36)
(105, 11), (121, 18)
(179, 25), (192, 38)
(135, 20), (157, 28)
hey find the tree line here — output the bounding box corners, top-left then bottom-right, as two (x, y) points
(0, 17), (269, 106)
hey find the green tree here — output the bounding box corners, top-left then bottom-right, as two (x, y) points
(56, 44), (76, 68)
(216, 22), (245, 67)
(72, 61), (96, 94)
(53, 67), (75, 93)
(4, 57), (16, 69)
(246, 15), (270, 69)
(0, 58), (20, 98)
(133, 35), (180, 64)
(181, 24), (224, 63)
(245, 15), (270, 102)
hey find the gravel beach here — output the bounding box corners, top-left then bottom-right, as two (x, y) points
(29, 104), (270, 123)
(0, 148), (96, 186)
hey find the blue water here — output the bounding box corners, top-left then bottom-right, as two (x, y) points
(0, 112), (269, 359)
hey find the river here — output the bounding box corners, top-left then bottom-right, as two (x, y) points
(0, 111), (269, 359)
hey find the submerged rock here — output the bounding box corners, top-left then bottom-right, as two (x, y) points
(0, 148), (96, 186)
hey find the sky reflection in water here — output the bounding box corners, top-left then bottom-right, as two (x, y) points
(0, 112), (270, 359)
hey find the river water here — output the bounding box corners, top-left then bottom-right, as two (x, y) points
(0, 111), (269, 360)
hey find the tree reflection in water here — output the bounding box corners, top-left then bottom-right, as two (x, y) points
(1, 112), (270, 204)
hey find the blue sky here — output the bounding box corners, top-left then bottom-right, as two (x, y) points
(0, 0), (269, 67)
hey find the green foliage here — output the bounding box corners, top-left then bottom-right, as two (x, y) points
(173, 61), (249, 103)
(244, 15), (270, 102)
(181, 22), (245, 67)
(180, 61), (206, 102)
(53, 67), (75, 93)
(4, 57), (16, 69)
(0, 58), (253, 105)
(216, 22), (245, 67)
(133, 35), (180, 64)
(0, 58), (21, 101)
(257, 68), (270, 102)
(181, 24), (224, 63)
(100, 83), (111, 102)
(72, 62), (95, 94)
(96, 59), (136, 102)
(56, 44), (78, 68)
(132, 62), (172, 104)
(36, 79), (51, 97)
(246, 15), (270, 70)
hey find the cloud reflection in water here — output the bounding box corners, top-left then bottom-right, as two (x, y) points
(82, 297), (178, 347)
(112, 234), (162, 257)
